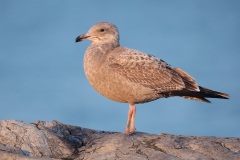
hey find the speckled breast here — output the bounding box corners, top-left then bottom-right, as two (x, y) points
(83, 46), (160, 104)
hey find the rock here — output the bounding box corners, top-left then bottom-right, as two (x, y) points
(0, 120), (239, 160)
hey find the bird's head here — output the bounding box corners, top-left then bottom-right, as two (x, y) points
(75, 22), (120, 45)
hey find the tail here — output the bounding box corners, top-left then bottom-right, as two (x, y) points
(179, 86), (229, 103)
(172, 68), (229, 103)
(199, 86), (229, 99)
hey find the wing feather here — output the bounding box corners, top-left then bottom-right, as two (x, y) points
(107, 47), (186, 92)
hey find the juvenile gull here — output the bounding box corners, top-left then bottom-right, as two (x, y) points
(75, 22), (229, 134)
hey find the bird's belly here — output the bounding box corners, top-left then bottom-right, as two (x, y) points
(84, 64), (160, 104)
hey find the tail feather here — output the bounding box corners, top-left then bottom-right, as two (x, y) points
(199, 86), (229, 99)
(172, 68), (229, 102)
(180, 96), (211, 103)
(172, 86), (229, 103)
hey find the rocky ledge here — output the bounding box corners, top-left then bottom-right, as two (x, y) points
(0, 120), (239, 160)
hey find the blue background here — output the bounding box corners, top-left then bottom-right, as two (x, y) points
(1, 0), (239, 137)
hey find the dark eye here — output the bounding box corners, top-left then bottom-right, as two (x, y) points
(100, 29), (105, 32)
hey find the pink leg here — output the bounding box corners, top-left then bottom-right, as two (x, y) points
(130, 104), (136, 133)
(123, 104), (136, 135)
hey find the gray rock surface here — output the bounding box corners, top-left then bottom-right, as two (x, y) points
(0, 120), (239, 160)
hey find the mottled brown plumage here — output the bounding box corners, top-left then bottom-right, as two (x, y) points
(75, 22), (229, 134)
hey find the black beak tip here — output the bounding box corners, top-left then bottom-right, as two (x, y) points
(75, 36), (82, 43)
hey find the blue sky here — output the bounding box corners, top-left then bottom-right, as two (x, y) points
(0, 0), (239, 137)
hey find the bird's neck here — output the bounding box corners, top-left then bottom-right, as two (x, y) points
(90, 42), (119, 55)
(84, 42), (119, 68)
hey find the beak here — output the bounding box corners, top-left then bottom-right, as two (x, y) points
(75, 34), (90, 42)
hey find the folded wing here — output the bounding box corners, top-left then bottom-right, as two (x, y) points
(107, 47), (200, 93)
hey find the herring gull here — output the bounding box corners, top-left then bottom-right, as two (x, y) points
(75, 22), (229, 134)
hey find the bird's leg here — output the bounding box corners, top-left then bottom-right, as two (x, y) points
(129, 104), (136, 134)
(123, 105), (133, 134)
(123, 104), (136, 135)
